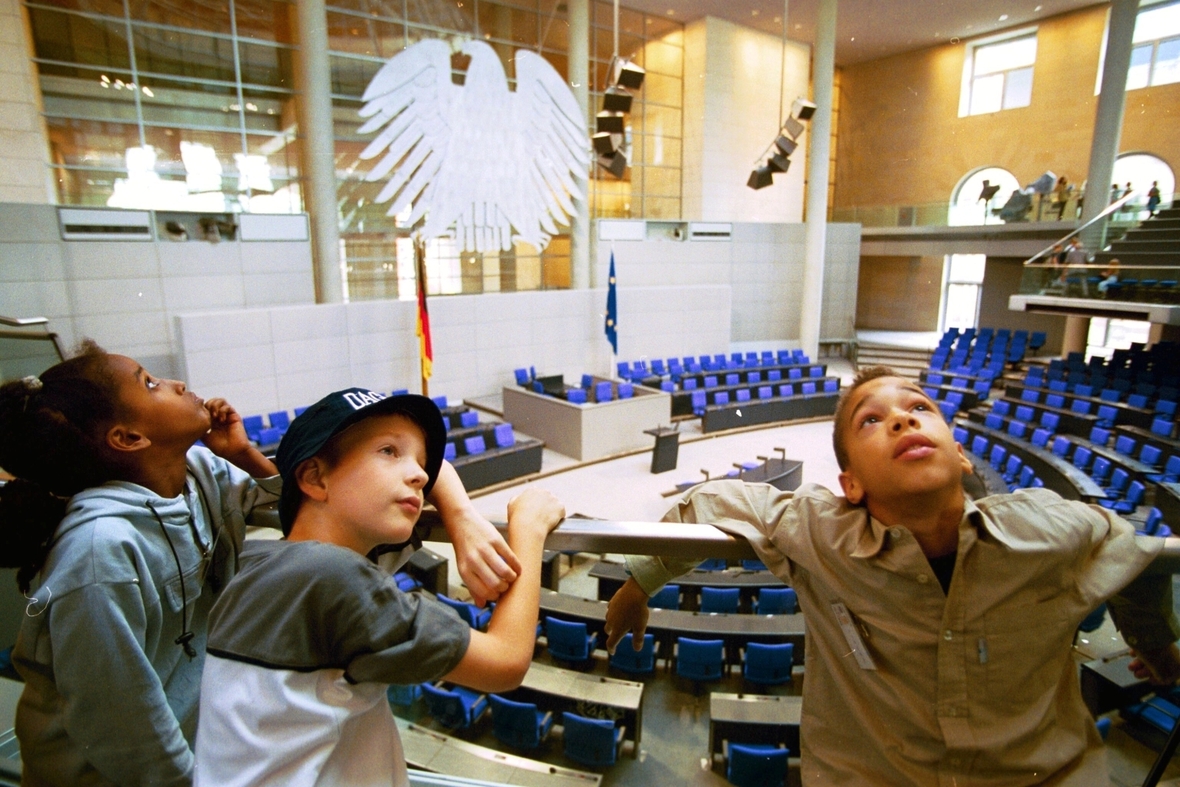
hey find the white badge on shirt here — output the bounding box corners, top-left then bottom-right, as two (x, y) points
(831, 601), (877, 670)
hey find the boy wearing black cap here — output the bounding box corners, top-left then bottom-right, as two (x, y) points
(193, 388), (564, 787)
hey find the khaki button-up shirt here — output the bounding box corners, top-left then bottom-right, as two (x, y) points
(628, 482), (1178, 786)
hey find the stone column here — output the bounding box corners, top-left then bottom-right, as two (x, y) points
(568, 0), (592, 290)
(293, 0), (343, 303)
(799, 0), (836, 359)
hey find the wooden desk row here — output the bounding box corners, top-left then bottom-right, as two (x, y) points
(451, 437), (544, 492)
(539, 589), (806, 665)
(397, 718), (603, 786)
(701, 391), (839, 434)
(708, 692), (801, 758)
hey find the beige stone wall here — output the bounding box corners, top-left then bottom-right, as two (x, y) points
(0, 0), (51, 203)
(834, 6), (1180, 210)
(855, 255), (943, 331)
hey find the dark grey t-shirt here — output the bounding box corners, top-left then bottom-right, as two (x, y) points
(207, 539), (471, 685)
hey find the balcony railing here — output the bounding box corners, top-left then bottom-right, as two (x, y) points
(833, 193), (1174, 230)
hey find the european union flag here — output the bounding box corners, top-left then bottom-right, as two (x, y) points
(605, 251), (618, 354)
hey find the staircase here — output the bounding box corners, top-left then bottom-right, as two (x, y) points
(854, 342), (933, 380)
(1090, 206), (1180, 300)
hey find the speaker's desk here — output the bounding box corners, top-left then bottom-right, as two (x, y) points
(397, 718), (602, 786)
(539, 590), (805, 664)
(708, 692), (801, 758)
(513, 661), (644, 758)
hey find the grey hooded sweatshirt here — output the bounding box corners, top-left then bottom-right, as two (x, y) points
(12, 446), (281, 787)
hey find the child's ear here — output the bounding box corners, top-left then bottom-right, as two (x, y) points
(106, 424), (151, 454)
(956, 441), (973, 476)
(294, 457), (330, 503)
(838, 470), (865, 505)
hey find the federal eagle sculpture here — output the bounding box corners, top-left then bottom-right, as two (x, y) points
(358, 39), (589, 254)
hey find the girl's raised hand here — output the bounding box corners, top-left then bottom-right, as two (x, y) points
(202, 398), (252, 459)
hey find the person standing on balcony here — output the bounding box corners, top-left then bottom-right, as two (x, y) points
(1147, 182), (1161, 217)
(1053, 176), (1069, 220)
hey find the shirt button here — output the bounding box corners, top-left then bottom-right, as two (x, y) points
(944, 630), (953, 641)
(916, 574), (929, 584)
(890, 527), (902, 539)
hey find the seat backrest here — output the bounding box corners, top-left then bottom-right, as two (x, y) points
(1052, 436), (1072, 457)
(1041, 412), (1060, 431)
(258, 426), (282, 446)
(1097, 405), (1118, 423)
(609, 633), (656, 674)
(561, 712), (622, 767)
(779, 384), (794, 398)
(242, 414), (264, 441)
(767, 369), (782, 382)
(1044, 393), (1064, 409)
(676, 637), (725, 679)
(1140, 444), (1162, 465)
(725, 373), (740, 386)
(464, 435), (487, 455)
(683, 378), (698, 390)
(1005, 454), (1022, 476)
(1115, 435), (1137, 455)
(788, 367), (803, 380)
(1126, 481), (1147, 504)
(493, 423), (515, 448)
(1100, 388), (1121, 402)
(618, 382), (634, 399)
(700, 586), (741, 613)
(515, 368), (531, 385)
(953, 426), (969, 444)
(757, 586), (798, 615)
(268, 410), (290, 431)
(971, 436), (989, 456)
(432, 395), (449, 408)
(545, 617), (593, 660)
(1128, 393), (1149, 409)
(1108, 468), (1130, 493)
(421, 683), (469, 728)
(1021, 389), (1040, 403)
(595, 381), (613, 402)
(758, 386), (773, 399)
(1091, 456), (1112, 482)
(647, 584), (680, 610)
(1019, 464), (1036, 487)
(1152, 416), (1174, 437)
(1049, 379), (1068, 392)
(1167, 454), (1180, 476)
(744, 642), (795, 684)
(989, 444), (1007, 468)
(727, 743), (790, 787)
(748, 371), (761, 384)
(993, 400), (1011, 416)
(691, 390), (707, 410)
(489, 694), (544, 748)
(1144, 507), (1164, 536)
(1015, 405), (1035, 423)
(1072, 446), (1092, 470)
(444, 442), (457, 461)
(460, 410), (479, 428)
(567, 388), (587, 404)
(714, 391), (730, 406)
(1031, 428), (1051, 447)
(1071, 399), (1092, 415)
(801, 382), (817, 395)
(735, 388), (751, 402)
(704, 375), (718, 388)
(1089, 426), (1111, 445)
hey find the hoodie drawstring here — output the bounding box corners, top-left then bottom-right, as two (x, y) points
(147, 502), (197, 659)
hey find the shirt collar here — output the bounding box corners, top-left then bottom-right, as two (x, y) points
(847, 495), (987, 559)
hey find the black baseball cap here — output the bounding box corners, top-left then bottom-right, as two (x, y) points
(274, 388), (447, 534)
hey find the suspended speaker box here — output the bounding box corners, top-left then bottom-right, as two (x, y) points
(612, 58), (646, 90)
(598, 152), (627, 178)
(593, 131), (623, 156)
(597, 111), (625, 134)
(747, 166), (773, 190)
(791, 98), (817, 120)
(602, 86), (633, 113)
(774, 135), (797, 156)
(767, 153), (790, 173)
(782, 116), (805, 139)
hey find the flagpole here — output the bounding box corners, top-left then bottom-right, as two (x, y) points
(415, 236), (431, 398)
(605, 242), (618, 378)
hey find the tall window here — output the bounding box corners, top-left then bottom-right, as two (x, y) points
(1086, 318), (1151, 360)
(959, 31), (1037, 117)
(1128, 1), (1180, 89)
(940, 254), (986, 332)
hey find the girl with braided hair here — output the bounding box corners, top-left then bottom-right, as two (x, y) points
(0, 341), (281, 786)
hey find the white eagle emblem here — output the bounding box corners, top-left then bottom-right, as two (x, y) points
(358, 39), (589, 254)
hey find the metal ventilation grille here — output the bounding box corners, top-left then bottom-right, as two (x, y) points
(58, 208), (152, 241)
(688, 222), (732, 241)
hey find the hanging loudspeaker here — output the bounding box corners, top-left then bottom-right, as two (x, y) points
(774, 135), (797, 156)
(593, 132), (623, 156)
(791, 98), (817, 121)
(602, 87), (633, 114)
(597, 111), (625, 134)
(767, 153), (790, 174)
(598, 151), (627, 178)
(612, 58), (646, 90)
(747, 166), (774, 190)
(782, 116), (805, 139)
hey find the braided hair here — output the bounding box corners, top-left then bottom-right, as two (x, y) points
(0, 340), (124, 592)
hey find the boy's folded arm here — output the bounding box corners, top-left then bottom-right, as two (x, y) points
(1107, 570), (1180, 655)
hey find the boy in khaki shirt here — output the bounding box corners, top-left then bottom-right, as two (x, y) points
(606, 367), (1180, 785)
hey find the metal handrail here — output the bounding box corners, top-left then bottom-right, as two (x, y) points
(1024, 192), (1141, 265)
(412, 510), (1180, 574)
(0, 316), (48, 328)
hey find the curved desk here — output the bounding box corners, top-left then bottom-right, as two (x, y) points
(512, 661), (644, 758)
(957, 420), (1107, 502)
(708, 692), (801, 759)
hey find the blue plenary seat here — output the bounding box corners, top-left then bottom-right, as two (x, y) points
(394, 571), (421, 592)
(757, 385), (774, 399)
(675, 637), (725, 682)
(756, 587), (797, 615)
(1031, 428), (1052, 448)
(970, 435), (989, 457)
(1152, 416), (1175, 437)
(595, 381), (613, 402)
(1099, 480), (1146, 514)
(545, 617), (597, 663)
(567, 388), (587, 404)
(562, 712), (626, 767)
(268, 410), (291, 433)
(242, 414), (264, 443)
(735, 388), (751, 403)
(609, 632), (658, 675)
(1147, 454), (1180, 484)
(618, 382), (634, 399)
(727, 743), (790, 787)
(779, 384), (794, 398)
(437, 593), (492, 630)
(489, 694), (553, 750)
(1040, 412), (1060, 432)
(1045, 393), (1065, 409)
(714, 391), (730, 406)
(742, 642), (795, 686)
(464, 435), (487, 455)
(493, 422), (515, 448)
(690, 390), (707, 416)
(1014, 405), (1035, 423)
(1091, 456), (1112, 485)
(700, 586), (740, 614)
(1140, 444), (1163, 468)
(1114, 435), (1137, 456)
(515, 368), (531, 385)
(824, 379), (838, 393)
(459, 410), (479, 428)
(648, 584), (681, 610)
(1105, 468), (1131, 497)
(444, 442), (457, 461)
(993, 400), (1011, 416)
(387, 683), (420, 706)
(801, 382), (817, 395)
(421, 682), (489, 729)
(432, 395), (449, 408)
(1051, 436), (1072, 458)
(984, 413), (1004, 430)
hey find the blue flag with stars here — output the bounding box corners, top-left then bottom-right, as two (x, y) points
(605, 251), (618, 354)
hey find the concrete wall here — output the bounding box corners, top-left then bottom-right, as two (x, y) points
(0, 203), (314, 379)
(856, 255), (944, 331)
(834, 5), (1180, 210)
(176, 285), (731, 415)
(682, 17), (811, 223)
(594, 221), (861, 346)
(0, 0), (52, 203)
(979, 256), (1066, 354)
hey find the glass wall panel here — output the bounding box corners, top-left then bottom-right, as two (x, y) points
(128, 0), (232, 36)
(28, 7), (132, 70)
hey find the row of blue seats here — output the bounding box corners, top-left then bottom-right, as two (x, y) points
(688, 379), (838, 415)
(646, 585), (798, 615)
(924, 372), (992, 399)
(940, 327), (1046, 354)
(618, 349), (812, 381)
(243, 392), (458, 446)
(679, 365), (827, 391)
(443, 422), (517, 461)
(1027, 366), (1179, 412)
(413, 683), (630, 766)
(954, 426), (1046, 493)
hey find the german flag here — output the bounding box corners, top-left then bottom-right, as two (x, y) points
(415, 240), (432, 382)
